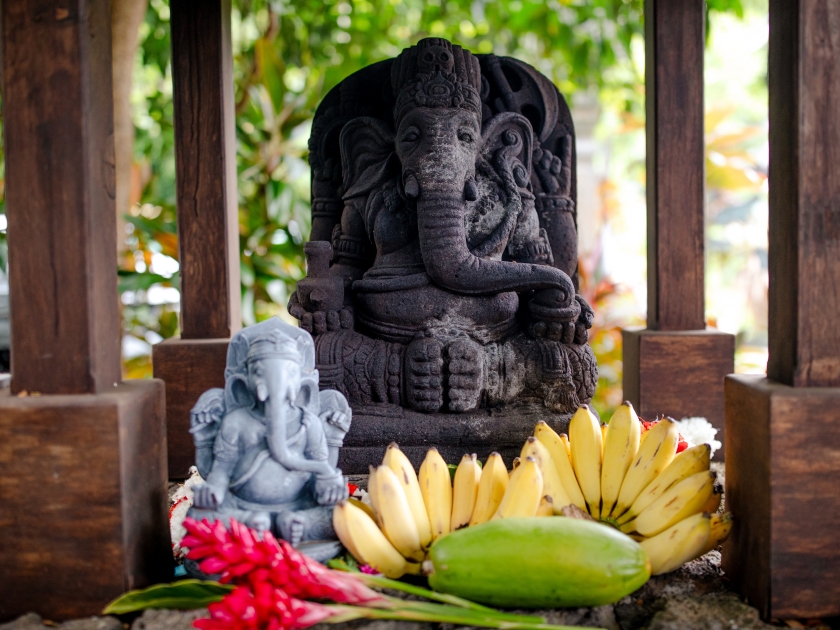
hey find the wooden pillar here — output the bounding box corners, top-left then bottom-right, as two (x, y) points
(0, 0), (169, 618)
(152, 0), (240, 478)
(722, 0), (840, 619)
(622, 0), (734, 457)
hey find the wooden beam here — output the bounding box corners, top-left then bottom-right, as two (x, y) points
(170, 0), (240, 339)
(645, 0), (706, 331)
(723, 0), (840, 619)
(3, 0), (122, 394)
(622, 328), (734, 459)
(767, 0), (840, 387)
(0, 381), (171, 619)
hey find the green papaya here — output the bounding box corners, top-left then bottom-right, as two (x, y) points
(425, 517), (650, 608)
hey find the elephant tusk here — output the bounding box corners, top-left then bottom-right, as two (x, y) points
(404, 172), (420, 199)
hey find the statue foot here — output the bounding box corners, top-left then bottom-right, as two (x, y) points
(277, 511), (306, 547)
(446, 338), (483, 412)
(246, 511), (272, 533)
(405, 336), (444, 412)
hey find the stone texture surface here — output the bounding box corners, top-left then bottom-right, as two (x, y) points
(0, 614), (123, 630)
(131, 609), (208, 630)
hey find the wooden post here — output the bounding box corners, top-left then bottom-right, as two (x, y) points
(0, 0), (169, 618)
(622, 0), (734, 457)
(722, 0), (840, 619)
(152, 0), (240, 478)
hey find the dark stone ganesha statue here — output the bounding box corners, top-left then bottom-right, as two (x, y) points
(289, 38), (597, 417)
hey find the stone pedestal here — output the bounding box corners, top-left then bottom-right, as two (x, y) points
(622, 328), (734, 459)
(153, 337), (229, 479)
(338, 403), (574, 473)
(722, 375), (840, 619)
(0, 380), (171, 620)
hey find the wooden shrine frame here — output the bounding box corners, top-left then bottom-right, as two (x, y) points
(1, 0), (838, 620)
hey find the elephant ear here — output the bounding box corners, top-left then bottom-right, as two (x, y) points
(340, 116), (397, 200)
(481, 112), (534, 180)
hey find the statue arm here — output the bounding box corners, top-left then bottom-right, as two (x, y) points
(192, 416), (239, 510)
(331, 198), (372, 284)
(505, 200), (554, 266)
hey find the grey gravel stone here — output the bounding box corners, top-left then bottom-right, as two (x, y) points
(0, 614), (123, 630)
(130, 609), (207, 630)
(645, 594), (775, 630)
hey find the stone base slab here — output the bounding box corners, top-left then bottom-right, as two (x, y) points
(0, 380), (171, 620)
(338, 402), (574, 473)
(622, 328), (735, 459)
(722, 375), (840, 619)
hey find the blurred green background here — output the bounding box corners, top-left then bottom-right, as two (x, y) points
(0, 0), (769, 419)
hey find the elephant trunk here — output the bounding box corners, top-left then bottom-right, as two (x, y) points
(416, 192), (575, 300)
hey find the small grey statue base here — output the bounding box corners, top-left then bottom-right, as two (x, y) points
(185, 317), (352, 558)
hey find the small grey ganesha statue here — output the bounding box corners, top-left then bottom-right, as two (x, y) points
(187, 317), (352, 551)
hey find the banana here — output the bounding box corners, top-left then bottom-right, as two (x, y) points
(618, 443), (711, 525)
(367, 465), (382, 526)
(348, 497), (375, 520)
(535, 495), (554, 516)
(559, 434), (572, 460)
(600, 423), (608, 462)
(695, 512), (733, 557)
(611, 418), (680, 519)
(701, 482), (723, 514)
(418, 448), (452, 541)
(639, 512), (711, 576)
(534, 422), (587, 511)
(632, 471), (716, 537)
(510, 456), (522, 475)
(383, 442), (433, 549)
(521, 436), (571, 512)
(494, 456), (543, 519)
(451, 453), (481, 531)
(333, 500), (420, 578)
(373, 465), (424, 561)
(600, 402), (642, 518)
(470, 452), (509, 525)
(569, 405), (603, 517)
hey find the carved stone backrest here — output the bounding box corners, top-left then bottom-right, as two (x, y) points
(308, 52), (579, 284)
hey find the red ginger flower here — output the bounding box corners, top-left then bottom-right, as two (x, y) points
(182, 517), (387, 606)
(196, 584), (340, 630)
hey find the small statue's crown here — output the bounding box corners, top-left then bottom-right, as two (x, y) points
(247, 329), (302, 363)
(392, 38), (482, 121)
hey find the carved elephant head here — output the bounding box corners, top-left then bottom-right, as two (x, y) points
(338, 107), (574, 303)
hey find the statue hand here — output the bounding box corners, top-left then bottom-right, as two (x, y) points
(528, 288), (580, 342)
(288, 290), (353, 335)
(314, 472), (348, 506)
(321, 408), (351, 434)
(574, 295), (594, 344)
(193, 481), (226, 510)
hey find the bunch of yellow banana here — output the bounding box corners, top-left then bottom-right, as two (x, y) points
(334, 441), (554, 577)
(555, 403), (733, 575)
(333, 403), (732, 578)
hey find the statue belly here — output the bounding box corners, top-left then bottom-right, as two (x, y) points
(356, 283), (519, 344)
(233, 460), (313, 509)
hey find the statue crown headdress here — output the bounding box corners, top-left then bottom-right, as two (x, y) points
(392, 38), (482, 121)
(247, 329), (303, 363)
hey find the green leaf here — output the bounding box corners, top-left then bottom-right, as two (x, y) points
(102, 579), (233, 615)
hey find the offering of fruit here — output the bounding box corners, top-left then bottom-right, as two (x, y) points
(333, 402), (732, 592)
(425, 517), (650, 608)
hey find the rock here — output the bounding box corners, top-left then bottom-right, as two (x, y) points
(131, 609), (208, 630)
(541, 605), (620, 629)
(313, 621), (433, 630)
(0, 614), (122, 630)
(646, 594), (775, 630)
